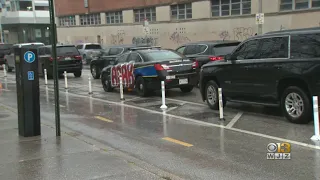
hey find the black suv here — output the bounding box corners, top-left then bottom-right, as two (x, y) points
(0, 44), (13, 65)
(38, 45), (83, 77)
(200, 28), (320, 124)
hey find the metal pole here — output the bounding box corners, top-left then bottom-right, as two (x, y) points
(49, 0), (60, 136)
(160, 81), (167, 109)
(44, 69), (48, 85)
(258, 0), (263, 35)
(218, 88), (225, 121)
(64, 71), (68, 89)
(311, 96), (320, 141)
(88, 75), (93, 94)
(3, 64), (7, 77)
(119, 75), (125, 100)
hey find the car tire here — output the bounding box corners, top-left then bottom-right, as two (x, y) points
(135, 76), (149, 97)
(180, 86), (193, 93)
(280, 86), (312, 124)
(101, 73), (113, 92)
(74, 71), (82, 78)
(91, 65), (100, 79)
(5, 62), (12, 72)
(205, 80), (226, 110)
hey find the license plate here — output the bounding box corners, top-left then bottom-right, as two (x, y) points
(65, 57), (71, 60)
(166, 75), (175, 80)
(179, 78), (188, 85)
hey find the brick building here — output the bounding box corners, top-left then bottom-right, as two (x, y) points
(54, 0), (320, 48)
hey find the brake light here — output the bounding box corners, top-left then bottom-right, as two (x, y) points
(192, 60), (199, 68)
(161, 64), (171, 70)
(49, 57), (53, 61)
(210, 56), (224, 61)
(154, 63), (164, 71)
(74, 55), (82, 60)
(49, 56), (62, 61)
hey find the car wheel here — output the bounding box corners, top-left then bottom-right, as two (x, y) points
(205, 80), (226, 110)
(74, 71), (82, 77)
(135, 76), (149, 97)
(91, 65), (100, 79)
(5, 62), (12, 72)
(101, 73), (113, 92)
(281, 86), (312, 124)
(180, 86), (193, 93)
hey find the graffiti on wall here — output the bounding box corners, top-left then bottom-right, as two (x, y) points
(132, 36), (158, 46)
(169, 32), (190, 44)
(233, 27), (253, 41)
(219, 31), (230, 41)
(111, 30), (125, 45)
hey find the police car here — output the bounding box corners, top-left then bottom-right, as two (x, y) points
(100, 47), (199, 96)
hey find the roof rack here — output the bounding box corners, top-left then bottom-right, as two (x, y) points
(129, 46), (161, 51)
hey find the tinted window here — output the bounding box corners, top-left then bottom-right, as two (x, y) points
(76, 45), (83, 49)
(117, 53), (129, 63)
(38, 48), (45, 55)
(213, 43), (240, 56)
(291, 34), (320, 59)
(127, 52), (142, 62)
(85, 44), (102, 49)
(176, 46), (186, 54)
(259, 37), (288, 59)
(197, 45), (207, 53)
(145, 50), (182, 61)
(109, 48), (123, 55)
(45, 47), (51, 55)
(0, 44), (12, 49)
(184, 45), (198, 55)
(231, 39), (260, 60)
(57, 46), (79, 56)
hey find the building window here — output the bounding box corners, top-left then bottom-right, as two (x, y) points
(106, 11), (123, 24)
(59, 16), (76, 26)
(280, 0), (320, 11)
(18, 1), (33, 11)
(171, 3), (192, 20)
(134, 7), (156, 22)
(35, 6), (49, 10)
(313, 0), (320, 7)
(296, 0), (309, 9)
(211, 0), (251, 17)
(80, 13), (101, 25)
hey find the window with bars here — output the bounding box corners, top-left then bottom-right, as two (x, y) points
(134, 7), (156, 22)
(280, 0), (320, 11)
(171, 3), (192, 20)
(211, 0), (251, 17)
(80, 13), (101, 25)
(106, 11), (123, 24)
(59, 16), (76, 26)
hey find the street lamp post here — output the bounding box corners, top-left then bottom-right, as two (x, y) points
(48, 0), (61, 136)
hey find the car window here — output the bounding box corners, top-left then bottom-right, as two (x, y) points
(213, 43), (240, 56)
(176, 46), (186, 54)
(290, 34), (320, 59)
(109, 48), (124, 55)
(127, 52), (142, 63)
(184, 45), (198, 55)
(45, 47), (51, 55)
(76, 45), (83, 49)
(0, 44), (12, 50)
(85, 44), (102, 49)
(38, 48), (45, 55)
(231, 39), (260, 60)
(259, 37), (289, 59)
(197, 45), (207, 54)
(117, 53), (129, 63)
(145, 50), (183, 61)
(57, 46), (79, 56)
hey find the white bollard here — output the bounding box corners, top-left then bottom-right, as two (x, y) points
(311, 96), (320, 141)
(3, 64), (7, 77)
(121, 101), (125, 124)
(119, 75), (125, 100)
(88, 75), (93, 95)
(162, 110), (168, 137)
(218, 88), (225, 120)
(160, 81), (167, 109)
(89, 96), (93, 114)
(45, 86), (49, 104)
(64, 71), (68, 89)
(44, 69), (48, 85)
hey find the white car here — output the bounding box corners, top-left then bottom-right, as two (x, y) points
(4, 42), (44, 72)
(76, 43), (102, 65)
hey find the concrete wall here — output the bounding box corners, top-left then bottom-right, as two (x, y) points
(56, 0), (320, 48)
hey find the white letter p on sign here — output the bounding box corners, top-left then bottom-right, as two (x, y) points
(28, 53), (32, 61)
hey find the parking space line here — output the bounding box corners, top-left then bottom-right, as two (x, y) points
(166, 105), (183, 113)
(94, 116), (114, 123)
(42, 87), (320, 150)
(166, 98), (207, 107)
(124, 97), (141, 102)
(162, 137), (193, 147)
(226, 112), (243, 128)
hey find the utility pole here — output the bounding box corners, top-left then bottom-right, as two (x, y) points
(48, 0), (61, 136)
(258, 0), (263, 35)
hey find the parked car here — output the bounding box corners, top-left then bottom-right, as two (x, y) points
(5, 42), (44, 72)
(76, 43), (103, 65)
(100, 47), (199, 97)
(0, 44), (13, 66)
(199, 27), (320, 124)
(38, 45), (82, 77)
(175, 41), (241, 67)
(90, 44), (151, 79)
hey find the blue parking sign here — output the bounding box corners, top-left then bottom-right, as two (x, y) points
(28, 71), (34, 81)
(24, 51), (35, 63)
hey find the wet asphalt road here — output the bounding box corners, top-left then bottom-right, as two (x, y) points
(0, 69), (320, 180)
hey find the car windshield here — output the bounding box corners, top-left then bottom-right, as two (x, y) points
(213, 43), (240, 56)
(0, 44), (12, 49)
(57, 46), (79, 56)
(145, 50), (183, 61)
(85, 44), (102, 49)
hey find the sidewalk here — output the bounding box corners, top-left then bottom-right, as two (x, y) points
(0, 106), (176, 180)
